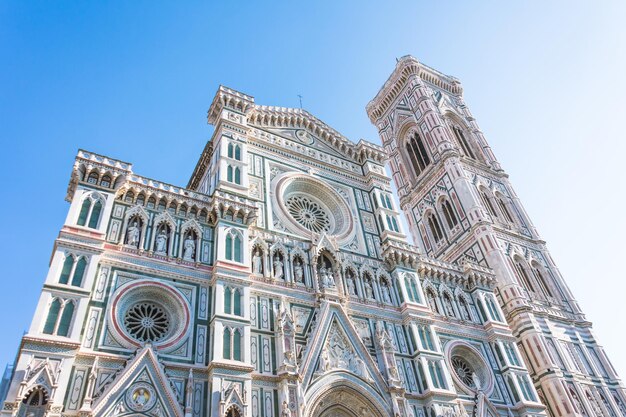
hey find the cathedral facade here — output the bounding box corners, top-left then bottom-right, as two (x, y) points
(1, 56), (623, 417)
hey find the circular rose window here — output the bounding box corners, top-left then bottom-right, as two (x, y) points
(124, 302), (170, 342)
(446, 341), (494, 395)
(273, 173), (353, 240)
(108, 280), (190, 350)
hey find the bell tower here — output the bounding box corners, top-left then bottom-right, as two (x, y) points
(367, 56), (626, 417)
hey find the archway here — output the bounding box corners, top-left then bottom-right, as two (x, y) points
(305, 373), (389, 417)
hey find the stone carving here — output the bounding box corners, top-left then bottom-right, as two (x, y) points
(293, 260), (304, 284)
(155, 229), (168, 254)
(274, 256), (284, 280)
(381, 281), (392, 303)
(253, 250), (263, 274)
(281, 400), (291, 417)
(183, 235), (195, 261)
(364, 279), (374, 299)
(316, 323), (369, 380)
(320, 265), (335, 288)
(347, 275), (357, 295)
(126, 221), (140, 247)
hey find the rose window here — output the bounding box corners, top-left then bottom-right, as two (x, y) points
(285, 195), (331, 233)
(124, 302), (170, 342)
(451, 356), (475, 387)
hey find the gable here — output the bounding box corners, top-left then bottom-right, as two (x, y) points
(91, 346), (183, 417)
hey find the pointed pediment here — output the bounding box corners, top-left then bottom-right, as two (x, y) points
(91, 346), (183, 417)
(299, 301), (387, 395)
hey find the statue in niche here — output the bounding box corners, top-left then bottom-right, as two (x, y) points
(381, 282), (392, 303)
(293, 259), (304, 284)
(319, 347), (330, 372)
(471, 372), (482, 391)
(459, 299), (471, 321)
(183, 234), (195, 260)
(126, 221), (140, 247)
(252, 249), (263, 274)
(155, 229), (168, 253)
(347, 275), (356, 295)
(365, 279), (374, 299)
(274, 256), (284, 280)
(319, 265), (335, 288)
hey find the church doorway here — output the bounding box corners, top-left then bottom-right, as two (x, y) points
(307, 384), (387, 417)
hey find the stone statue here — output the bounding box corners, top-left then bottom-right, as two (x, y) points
(183, 235), (195, 260)
(471, 372), (482, 391)
(444, 296), (455, 317)
(347, 276), (356, 295)
(127, 221), (140, 247)
(319, 347), (330, 372)
(365, 280), (374, 299)
(155, 229), (167, 253)
(382, 283), (391, 303)
(274, 256), (284, 280)
(252, 250), (263, 274)
(294, 260), (304, 283)
(281, 401), (291, 417)
(321, 266), (335, 288)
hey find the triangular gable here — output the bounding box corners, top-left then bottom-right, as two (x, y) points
(299, 301), (387, 395)
(91, 345), (183, 417)
(262, 127), (349, 160)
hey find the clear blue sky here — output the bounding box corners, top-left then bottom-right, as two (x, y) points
(1, 1), (625, 378)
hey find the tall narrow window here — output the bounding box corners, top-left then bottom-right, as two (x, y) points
(427, 214), (444, 243)
(233, 329), (242, 360)
(77, 199), (91, 226)
(453, 126), (476, 159)
(234, 145), (241, 161)
(225, 233), (233, 260)
(479, 189), (498, 218)
(225, 230), (243, 263)
(532, 267), (554, 298)
(59, 256), (74, 285)
(57, 301), (74, 337)
(497, 197), (515, 223)
(43, 299), (61, 334)
(228, 143), (235, 159)
(441, 199), (458, 229)
(233, 289), (242, 316)
(71, 257), (87, 287)
(405, 132), (431, 177)
(223, 328), (231, 359)
(233, 233), (242, 262)
(234, 167), (241, 185)
(405, 277), (415, 302)
(227, 165), (233, 182)
(224, 287), (232, 314)
(514, 262), (536, 293)
(88, 200), (102, 229)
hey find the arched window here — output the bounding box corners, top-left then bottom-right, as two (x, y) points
(87, 172), (99, 184)
(532, 266), (554, 298)
(100, 175), (112, 188)
(440, 199), (459, 229)
(404, 276), (420, 303)
(405, 131), (431, 177)
(224, 287), (232, 314)
(513, 261), (536, 294)
(71, 257), (87, 287)
(228, 143), (242, 161)
(136, 193), (145, 206)
(20, 387), (48, 416)
(485, 295), (502, 322)
(57, 301), (74, 337)
(496, 196), (515, 224)
(233, 329), (242, 360)
(87, 200), (102, 229)
(418, 325), (435, 351)
(43, 299), (62, 334)
(234, 167), (241, 184)
(479, 188), (498, 219)
(233, 289), (242, 316)
(147, 196), (156, 209)
(223, 328), (231, 359)
(452, 126), (476, 160)
(77, 198), (91, 226)
(225, 230), (243, 263)
(507, 376), (521, 403)
(426, 213), (444, 243)
(59, 256), (74, 285)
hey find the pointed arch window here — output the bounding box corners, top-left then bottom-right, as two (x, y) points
(405, 276), (421, 303)
(223, 327), (242, 361)
(87, 172), (99, 184)
(71, 257), (87, 287)
(224, 287), (242, 317)
(225, 230), (243, 263)
(514, 261), (536, 294)
(58, 256), (74, 285)
(497, 197), (515, 224)
(453, 126), (476, 160)
(43, 298), (75, 337)
(227, 142), (242, 161)
(532, 266), (554, 298)
(224, 287), (232, 314)
(233, 329), (242, 360)
(485, 295), (502, 322)
(479, 188), (498, 219)
(441, 199), (459, 229)
(100, 175), (111, 188)
(223, 328), (231, 359)
(426, 213), (444, 243)
(405, 131), (431, 177)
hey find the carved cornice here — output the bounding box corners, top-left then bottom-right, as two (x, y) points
(366, 55), (462, 123)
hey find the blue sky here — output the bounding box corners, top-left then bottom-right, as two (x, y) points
(1, 1), (625, 378)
